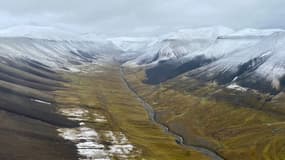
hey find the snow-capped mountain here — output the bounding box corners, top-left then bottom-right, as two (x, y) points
(0, 25), (122, 71)
(1, 24), (285, 93)
(122, 27), (285, 93)
(0, 37), (120, 71)
(189, 31), (285, 92)
(123, 26), (234, 66)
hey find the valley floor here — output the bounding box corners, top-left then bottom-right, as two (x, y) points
(55, 61), (211, 160)
(4, 56), (285, 160)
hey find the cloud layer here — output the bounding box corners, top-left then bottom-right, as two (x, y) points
(0, 0), (284, 36)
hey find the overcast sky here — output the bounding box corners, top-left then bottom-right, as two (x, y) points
(0, 0), (284, 36)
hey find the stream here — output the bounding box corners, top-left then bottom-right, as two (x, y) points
(119, 67), (224, 160)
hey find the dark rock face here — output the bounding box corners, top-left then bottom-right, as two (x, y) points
(237, 74), (279, 94)
(279, 75), (285, 89)
(144, 55), (213, 84)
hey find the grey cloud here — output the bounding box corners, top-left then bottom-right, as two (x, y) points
(0, 0), (284, 36)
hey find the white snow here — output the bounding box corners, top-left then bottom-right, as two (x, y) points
(58, 108), (89, 121)
(30, 99), (51, 105)
(109, 144), (134, 155)
(103, 131), (135, 158)
(93, 113), (107, 123)
(58, 127), (109, 160)
(57, 106), (137, 159)
(66, 67), (81, 72)
(232, 76), (238, 82)
(227, 83), (248, 92)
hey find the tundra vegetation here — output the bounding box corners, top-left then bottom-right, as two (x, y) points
(123, 67), (285, 160)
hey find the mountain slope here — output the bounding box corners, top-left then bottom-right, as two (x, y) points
(0, 28), (121, 159)
(122, 26), (234, 67)
(187, 31), (285, 93)
(123, 27), (285, 93)
(0, 37), (120, 71)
